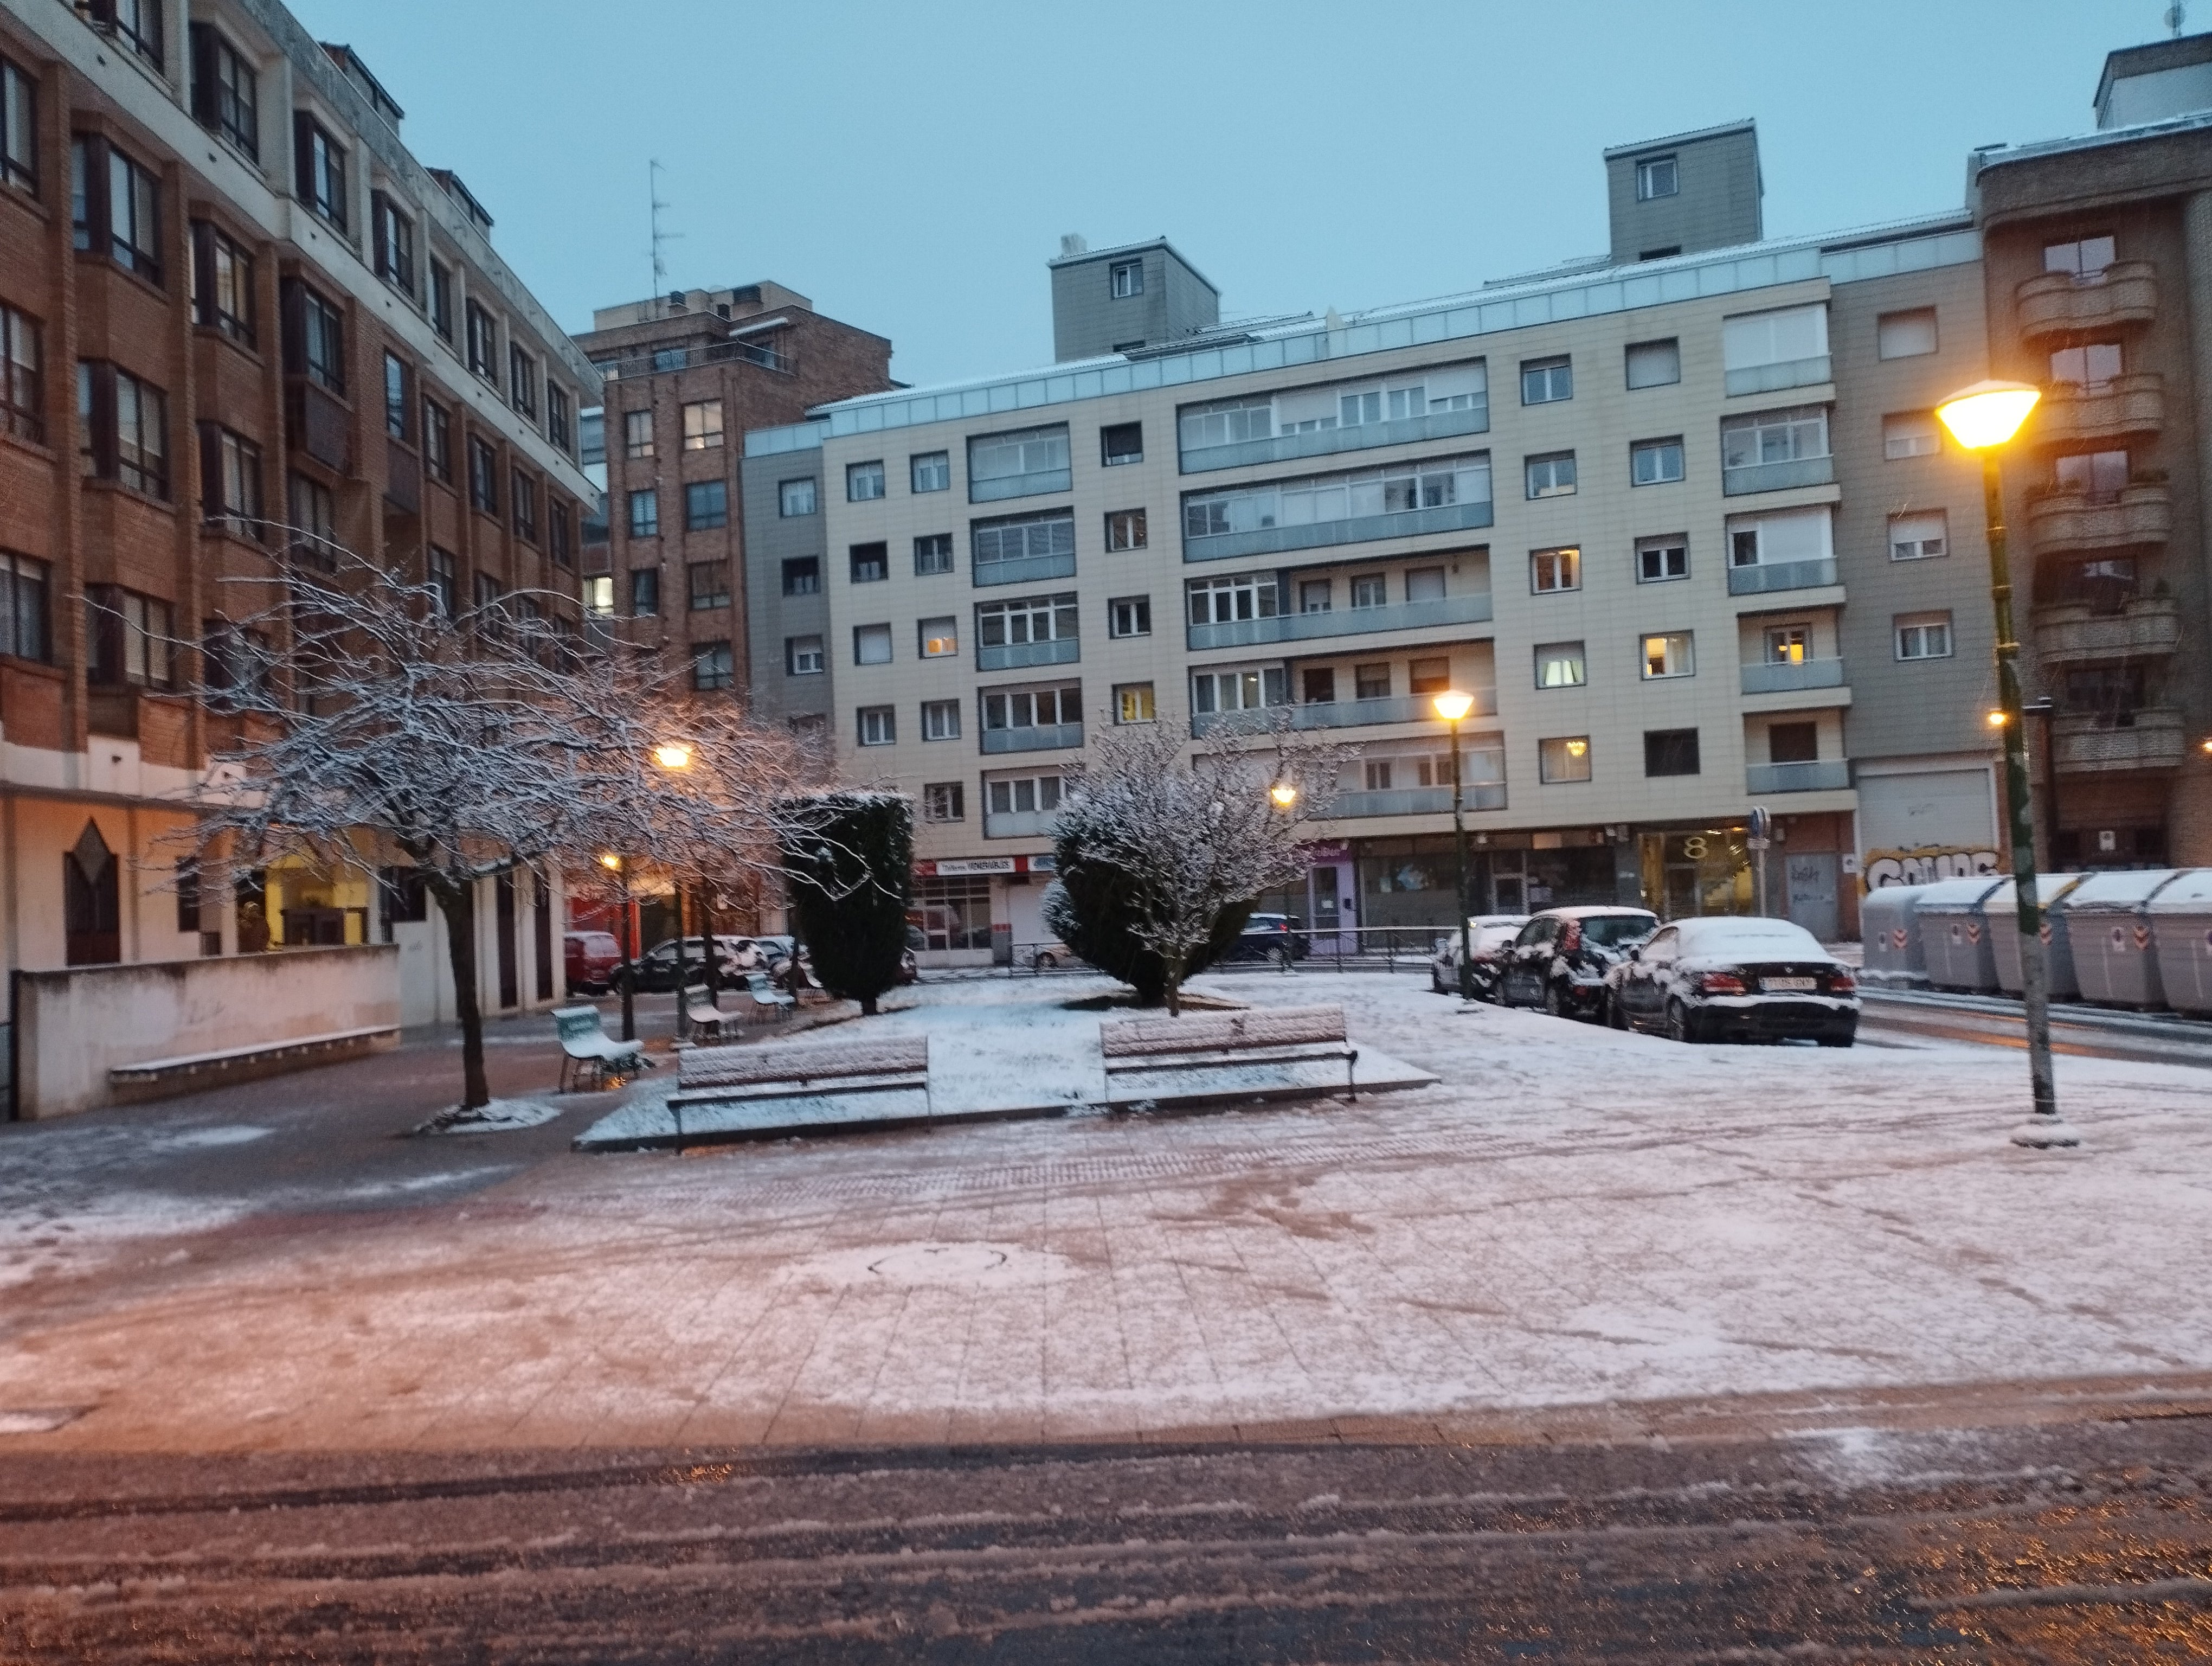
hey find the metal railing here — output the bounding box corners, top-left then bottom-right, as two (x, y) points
(1727, 556), (1838, 596)
(1187, 591), (1493, 651)
(594, 337), (793, 382)
(948, 926), (1455, 980)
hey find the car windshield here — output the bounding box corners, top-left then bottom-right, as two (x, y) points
(1578, 915), (1657, 947)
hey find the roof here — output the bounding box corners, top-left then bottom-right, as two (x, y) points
(2096, 30), (2212, 113)
(1973, 106), (2212, 176)
(1046, 236), (1219, 293)
(1602, 119), (1756, 161)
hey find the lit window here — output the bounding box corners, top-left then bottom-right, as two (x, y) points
(1529, 547), (1580, 593)
(1642, 632), (1694, 679)
(1114, 682), (1155, 723)
(919, 616), (959, 658)
(681, 399), (724, 450)
(1535, 642), (1586, 688)
(1539, 736), (1592, 784)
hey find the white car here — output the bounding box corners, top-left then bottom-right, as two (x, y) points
(1607, 916), (1859, 1045)
(1429, 915), (1532, 997)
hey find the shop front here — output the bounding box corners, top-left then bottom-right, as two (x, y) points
(910, 855), (1057, 967)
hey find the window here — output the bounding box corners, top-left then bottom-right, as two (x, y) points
(548, 385), (572, 453)
(651, 347), (685, 373)
(1, 55), (35, 193)
(922, 699), (961, 739)
(921, 616), (959, 658)
(2062, 663), (2148, 722)
(1625, 338), (1680, 388)
(428, 261), (454, 341)
(1644, 729), (1700, 777)
(1764, 624), (1809, 664)
(0, 551), (53, 662)
(2050, 342), (2123, 391)
(1109, 595), (1151, 638)
(1721, 405), (1828, 471)
(466, 437), (498, 515)
(2044, 235), (2116, 281)
(1525, 451), (1577, 498)
(1, 303), (41, 443)
(1631, 437), (1684, 485)
(199, 426), (262, 540)
(582, 574), (612, 617)
(693, 640), (735, 692)
(1520, 357), (1572, 404)
(465, 302), (497, 384)
(1721, 304), (1829, 390)
(850, 542), (889, 583)
(968, 424), (1070, 501)
(1529, 546), (1580, 593)
(1768, 721), (1819, 764)
(1408, 657), (1450, 696)
(987, 774), (1064, 823)
(189, 222), (254, 344)
(857, 705), (896, 746)
(1636, 536), (1688, 583)
(1303, 668), (1337, 703)
(1895, 611), (1953, 660)
(1362, 760), (1394, 791)
(1877, 309), (1938, 359)
(200, 624), (270, 711)
(626, 487), (655, 537)
(1350, 574), (1387, 609)
(629, 567), (660, 616)
(686, 561), (730, 610)
(85, 586), (174, 689)
(786, 634), (824, 675)
(1189, 667), (1287, 716)
(980, 592), (1078, 653)
(1539, 736), (1592, 784)
(73, 137), (163, 283)
(380, 353), (408, 441)
(286, 472), (333, 566)
(422, 399), (451, 482)
(1110, 259), (1144, 298)
(854, 623), (893, 665)
(1642, 631), (1694, 679)
(2055, 448), (2130, 503)
(621, 409), (654, 459)
(973, 509), (1076, 578)
(1115, 683), (1156, 723)
(847, 459), (885, 501)
(427, 546), (458, 617)
(1184, 452), (1492, 539)
(372, 195), (413, 296)
(779, 476), (816, 517)
(1635, 155), (1678, 200)
(1354, 664), (1390, 701)
(1299, 579), (1331, 613)
(1727, 505), (1832, 569)
(914, 533), (954, 575)
(911, 451), (950, 493)
(684, 479), (728, 531)
(1187, 572), (1279, 626)
(293, 116), (346, 230)
(1405, 567), (1445, 604)
(1535, 642), (1586, 688)
(1179, 363), (1487, 452)
(1101, 422), (1142, 466)
(508, 344), (536, 418)
(1104, 508), (1147, 550)
(77, 362), (169, 497)
(782, 558), (820, 595)
(1883, 411), (1940, 460)
(923, 783), (965, 822)
(680, 399), (723, 450)
(1889, 511), (1948, 561)
(549, 502), (572, 568)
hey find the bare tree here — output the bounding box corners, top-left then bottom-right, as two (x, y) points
(174, 553), (822, 1111)
(1048, 718), (1348, 1015)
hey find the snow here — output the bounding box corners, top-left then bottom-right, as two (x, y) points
(416, 1098), (563, 1135)
(1667, 917), (1830, 958)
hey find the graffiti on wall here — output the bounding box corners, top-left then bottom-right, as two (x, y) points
(1862, 845), (2002, 890)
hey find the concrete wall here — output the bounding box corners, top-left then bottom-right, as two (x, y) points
(13, 945), (401, 1120)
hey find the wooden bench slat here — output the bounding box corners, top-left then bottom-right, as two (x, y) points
(678, 1035), (929, 1091)
(1099, 1005), (1347, 1058)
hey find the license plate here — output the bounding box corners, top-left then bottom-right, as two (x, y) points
(1761, 976), (1818, 992)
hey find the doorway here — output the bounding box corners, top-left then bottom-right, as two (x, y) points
(1785, 853), (1840, 941)
(532, 873), (554, 1001)
(495, 874), (519, 1009)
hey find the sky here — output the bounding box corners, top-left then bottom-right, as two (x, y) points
(286, 0), (2164, 394)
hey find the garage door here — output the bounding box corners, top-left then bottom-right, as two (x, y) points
(1857, 767), (1999, 889)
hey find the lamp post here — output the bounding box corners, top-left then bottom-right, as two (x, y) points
(1937, 380), (2074, 1148)
(599, 851), (636, 1042)
(652, 740), (695, 1038)
(1431, 689), (1478, 1001)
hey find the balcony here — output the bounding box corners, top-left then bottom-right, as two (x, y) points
(2027, 481), (2171, 556)
(976, 637), (1079, 672)
(2052, 707), (2186, 773)
(1721, 454), (1834, 497)
(1724, 355), (1831, 398)
(1183, 499), (1494, 565)
(1739, 656), (1847, 696)
(2016, 261), (2157, 342)
(595, 336), (793, 381)
(1179, 405), (1490, 475)
(1191, 688), (1497, 739)
(1327, 783), (1508, 818)
(983, 809), (1059, 839)
(1746, 759), (1851, 794)
(1186, 592), (1494, 651)
(1727, 557), (1838, 597)
(973, 551), (1078, 588)
(980, 721), (1083, 755)
(2032, 595), (2182, 664)
(2036, 374), (2164, 447)
(970, 467), (1072, 504)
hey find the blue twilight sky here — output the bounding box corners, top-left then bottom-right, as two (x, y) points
(286, 0), (2163, 394)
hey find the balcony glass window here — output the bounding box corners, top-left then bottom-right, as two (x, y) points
(782, 558), (820, 595)
(1727, 505), (1831, 568)
(1529, 546), (1579, 593)
(980, 593), (1077, 648)
(911, 450), (950, 492)
(2044, 236), (2115, 282)
(779, 476), (816, 516)
(1181, 371), (1481, 456)
(1636, 536), (1688, 583)
(1625, 338), (1680, 389)
(1190, 667), (1288, 715)
(922, 700), (961, 740)
(1630, 437), (1684, 485)
(1187, 573), (1277, 626)
(681, 399), (724, 450)
(972, 509), (1075, 574)
(1538, 736), (1592, 784)
(1764, 625), (1809, 664)
(2053, 448), (2129, 503)
(923, 783), (964, 821)
(920, 616), (959, 658)
(988, 774), (1063, 815)
(2049, 342), (2123, 391)
(786, 635), (824, 674)
(1115, 683), (1155, 724)
(847, 459), (885, 501)
(967, 425), (1070, 501)
(1642, 632), (1694, 678)
(2, 57), (36, 193)
(1105, 508), (1147, 550)
(914, 533), (954, 575)
(983, 684), (1081, 730)
(854, 623), (893, 665)
(1184, 452), (1491, 538)
(1525, 451), (1577, 498)
(1108, 595), (1150, 638)
(1882, 411), (1940, 459)
(1721, 304), (1828, 381)
(1535, 642), (1586, 688)
(1520, 357), (1572, 405)
(1721, 406), (1828, 471)
(1889, 511), (1947, 561)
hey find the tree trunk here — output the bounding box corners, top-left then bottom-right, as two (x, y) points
(859, 994), (878, 1016)
(438, 881), (490, 1110)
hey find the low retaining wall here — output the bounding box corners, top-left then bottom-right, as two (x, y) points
(11, 945), (401, 1120)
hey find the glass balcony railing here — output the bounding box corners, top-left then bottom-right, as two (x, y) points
(973, 550), (1078, 587)
(969, 466), (1073, 504)
(1721, 454), (1834, 496)
(1178, 405), (1490, 475)
(1191, 688), (1496, 738)
(980, 721), (1084, 754)
(1745, 759), (1850, 793)
(1186, 591), (1493, 651)
(1739, 656), (1847, 695)
(983, 809), (1060, 838)
(1184, 498), (1493, 565)
(1326, 783), (1507, 817)
(976, 637), (1079, 672)
(1727, 556), (1837, 595)
(1724, 354), (1831, 397)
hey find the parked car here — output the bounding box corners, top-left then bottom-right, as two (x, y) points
(1609, 917), (1859, 1045)
(563, 930), (623, 994)
(901, 926), (923, 984)
(1429, 915), (1533, 998)
(1499, 907), (1661, 1019)
(1226, 912), (1309, 962)
(609, 935), (751, 994)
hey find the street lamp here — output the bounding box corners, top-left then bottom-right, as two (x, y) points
(1269, 780), (1298, 809)
(599, 851), (638, 1042)
(1936, 379), (2074, 1149)
(650, 741), (697, 1031)
(1431, 689), (1478, 1001)
(652, 741), (693, 771)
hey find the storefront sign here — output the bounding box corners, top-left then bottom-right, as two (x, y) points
(1302, 842), (1351, 862)
(918, 857), (1018, 877)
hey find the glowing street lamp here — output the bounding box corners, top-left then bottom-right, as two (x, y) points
(652, 741), (693, 771)
(1269, 780), (1298, 810)
(1938, 377), (2070, 1148)
(1432, 689), (1478, 1001)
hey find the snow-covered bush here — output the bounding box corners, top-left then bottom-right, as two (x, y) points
(1044, 828), (1249, 1003)
(779, 791), (912, 1016)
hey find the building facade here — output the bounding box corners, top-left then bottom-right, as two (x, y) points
(0, 0), (597, 1030)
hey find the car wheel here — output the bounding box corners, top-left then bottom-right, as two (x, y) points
(1817, 1029), (1855, 1048)
(1037, 952), (1057, 970)
(1543, 982), (1566, 1018)
(1666, 999), (1696, 1043)
(1608, 992), (1629, 1030)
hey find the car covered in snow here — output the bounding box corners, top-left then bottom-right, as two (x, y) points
(1499, 907), (1660, 1019)
(1607, 915), (1859, 1045)
(1429, 915), (1532, 997)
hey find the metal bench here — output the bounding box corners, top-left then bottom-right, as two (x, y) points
(1098, 1004), (1359, 1107)
(737, 970), (798, 1022)
(553, 1004), (651, 1093)
(680, 985), (735, 1046)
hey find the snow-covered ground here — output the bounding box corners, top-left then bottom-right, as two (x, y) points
(3, 970), (2209, 1453)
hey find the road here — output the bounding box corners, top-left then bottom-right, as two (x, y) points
(5, 1402), (2211, 1662)
(1856, 988), (2212, 1068)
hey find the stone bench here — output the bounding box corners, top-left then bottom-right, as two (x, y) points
(1099, 1004), (1359, 1107)
(109, 1024), (400, 1093)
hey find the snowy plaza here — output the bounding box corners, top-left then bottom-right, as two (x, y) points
(4, 971), (2210, 1455)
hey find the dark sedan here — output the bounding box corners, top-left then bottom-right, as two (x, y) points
(1609, 916), (1859, 1045)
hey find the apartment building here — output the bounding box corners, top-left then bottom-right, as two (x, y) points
(0, 0), (596, 1023)
(573, 284), (891, 700)
(1966, 31), (2212, 868)
(743, 122), (2014, 964)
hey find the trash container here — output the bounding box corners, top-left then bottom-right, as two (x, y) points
(1986, 874), (2087, 1000)
(1860, 883), (1932, 984)
(1911, 877), (2009, 992)
(2062, 870), (2185, 1009)
(2149, 870), (2212, 1017)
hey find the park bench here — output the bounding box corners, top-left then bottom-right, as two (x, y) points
(737, 970), (798, 1022)
(1098, 1004), (1359, 1108)
(680, 984), (736, 1046)
(552, 1004), (651, 1093)
(109, 1024), (399, 1092)
(669, 1034), (930, 1113)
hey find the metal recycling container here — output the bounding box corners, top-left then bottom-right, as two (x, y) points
(2061, 869), (2184, 1009)
(1859, 883), (1933, 983)
(2147, 870), (2212, 1016)
(1911, 877), (2009, 992)
(1986, 874), (2087, 1000)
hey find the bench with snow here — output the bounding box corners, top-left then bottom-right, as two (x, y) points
(652, 1034), (932, 1145)
(1098, 1004), (1359, 1109)
(109, 1024), (400, 1094)
(553, 1004), (651, 1093)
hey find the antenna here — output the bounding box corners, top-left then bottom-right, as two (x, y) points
(648, 159), (683, 304)
(2170, 0), (2188, 36)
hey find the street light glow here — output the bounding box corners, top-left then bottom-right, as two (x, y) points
(652, 742), (693, 771)
(1935, 380), (2042, 451)
(1430, 689), (1476, 723)
(598, 852), (621, 870)
(1987, 709), (2010, 728)
(1269, 781), (1298, 809)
